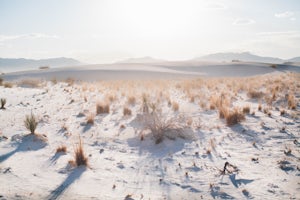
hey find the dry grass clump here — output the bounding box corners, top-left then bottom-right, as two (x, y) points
(86, 114), (95, 125)
(65, 77), (75, 86)
(3, 82), (13, 88)
(96, 102), (110, 114)
(225, 108), (245, 126)
(127, 96), (136, 105)
(56, 145), (67, 153)
(288, 94), (296, 110)
(218, 104), (228, 119)
(0, 77), (3, 86)
(142, 111), (189, 144)
(0, 98), (6, 109)
(18, 79), (41, 88)
(24, 113), (38, 134)
(258, 104), (262, 111)
(210, 93), (230, 113)
(172, 101), (179, 112)
(247, 90), (264, 99)
(72, 137), (88, 167)
(280, 109), (286, 116)
(242, 105), (250, 114)
(123, 107), (132, 116)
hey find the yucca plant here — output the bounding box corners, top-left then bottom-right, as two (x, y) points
(0, 98), (6, 109)
(24, 113), (38, 134)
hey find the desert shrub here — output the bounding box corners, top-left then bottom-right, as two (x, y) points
(86, 114), (94, 125)
(73, 137), (88, 167)
(247, 90), (264, 99)
(141, 111), (190, 144)
(24, 113), (38, 134)
(225, 108), (245, 126)
(172, 101), (179, 112)
(56, 145), (67, 153)
(243, 106), (250, 114)
(65, 77), (74, 86)
(218, 104), (228, 119)
(142, 94), (149, 113)
(123, 107), (132, 116)
(288, 94), (296, 110)
(96, 102), (110, 114)
(127, 96), (136, 105)
(0, 98), (6, 109)
(258, 104), (262, 111)
(18, 79), (41, 88)
(3, 82), (13, 88)
(270, 64), (277, 68)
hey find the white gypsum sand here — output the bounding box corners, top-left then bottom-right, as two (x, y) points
(0, 69), (299, 199)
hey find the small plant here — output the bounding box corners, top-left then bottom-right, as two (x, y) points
(73, 136), (88, 167)
(225, 108), (245, 126)
(24, 113), (38, 134)
(172, 101), (179, 112)
(56, 145), (67, 153)
(86, 114), (95, 125)
(96, 102), (110, 114)
(242, 105), (250, 114)
(218, 105), (228, 119)
(258, 104), (262, 111)
(270, 64), (277, 68)
(4, 82), (13, 88)
(248, 90), (264, 99)
(123, 107), (132, 116)
(280, 109), (286, 116)
(127, 96), (136, 105)
(288, 94), (296, 110)
(0, 98), (6, 109)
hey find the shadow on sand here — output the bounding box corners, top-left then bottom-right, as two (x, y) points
(47, 167), (86, 200)
(0, 134), (47, 163)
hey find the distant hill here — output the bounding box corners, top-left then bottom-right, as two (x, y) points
(0, 57), (81, 72)
(287, 57), (300, 63)
(194, 52), (284, 63)
(116, 56), (166, 64)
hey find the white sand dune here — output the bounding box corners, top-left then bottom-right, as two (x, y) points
(0, 65), (299, 199)
(3, 61), (300, 82)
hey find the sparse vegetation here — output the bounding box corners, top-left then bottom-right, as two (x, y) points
(225, 108), (245, 126)
(172, 101), (179, 112)
(127, 96), (136, 105)
(141, 110), (188, 144)
(248, 90), (264, 99)
(73, 137), (88, 167)
(24, 113), (38, 134)
(0, 98), (6, 109)
(123, 107), (132, 116)
(96, 102), (110, 114)
(86, 114), (95, 125)
(288, 94), (296, 110)
(4, 82), (13, 88)
(243, 105), (250, 114)
(56, 145), (67, 153)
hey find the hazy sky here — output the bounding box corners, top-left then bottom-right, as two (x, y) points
(0, 0), (300, 63)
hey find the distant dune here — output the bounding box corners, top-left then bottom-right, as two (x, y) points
(193, 52), (300, 64)
(0, 57), (81, 73)
(2, 61), (300, 82)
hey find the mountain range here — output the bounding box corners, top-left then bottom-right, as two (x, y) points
(117, 52), (300, 64)
(194, 52), (300, 63)
(0, 57), (81, 72)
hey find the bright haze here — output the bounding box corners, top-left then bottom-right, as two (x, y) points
(0, 0), (299, 63)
